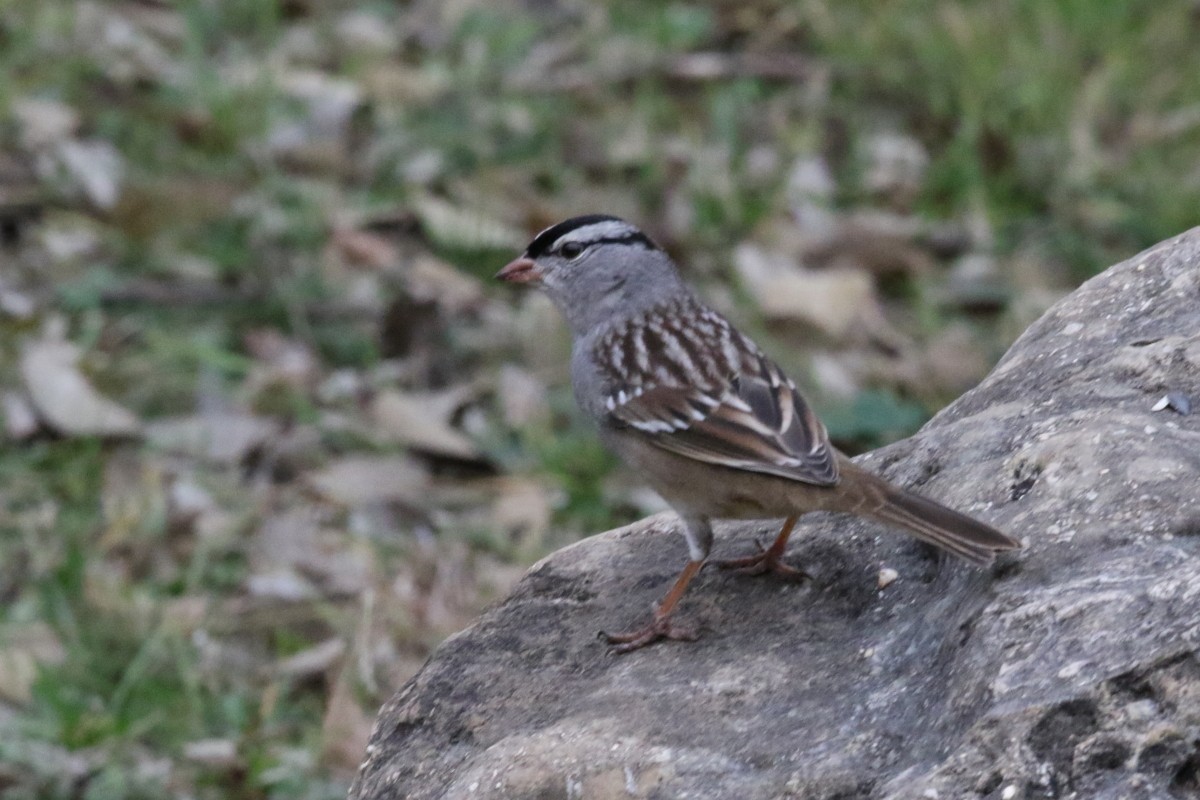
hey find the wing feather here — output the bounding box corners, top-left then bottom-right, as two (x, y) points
(594, 295), (839, 487)
(607, 359), (839, 486)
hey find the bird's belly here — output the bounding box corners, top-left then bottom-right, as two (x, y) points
(601, 426), (839, 520)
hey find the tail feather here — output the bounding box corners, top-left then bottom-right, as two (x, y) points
(868, 484), (1021, 566)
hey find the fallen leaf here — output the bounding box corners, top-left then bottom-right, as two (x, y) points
(407, 254), (485, 313)
(99, 449), (166, 552)
(166, 475), (236, 540)
(334, 10), (398, 57)
(862, 131), (929, 206)
(817, 211), (935, 277)
(277, 70), (363, 138)
(734, 244), (879, 340)
(252, 509), (373, 597)
(266, 70), (363, 169)
(37, 214), (103, 265)
(145, 413), (279, 464)
(275, 638), (346, 679)
(251, 509), (321, 572)
(370, 387), (481, 461)
(20, 336), (140, 437)
(0, 622), (66, 704)
(73, 1), (178, 84)
(304, 455), (429, 507)
(330, 226), (398, 270)
(496, 365), (550, 428)
(413, 195), (524, 252)
(245, 571), (318, 601)
(321, 665), (375, 771)
(2, 390), (40, 440)
(785, 155), (839, 239)
(920, 323), (991, 396)
(57, 138), (124, 209)
(162, 596), (209, 634)
(12, 96), (80, 149)
(182, 739), (241, 769)
(240, 329), (320, 405)
(490, 476), (553, 553)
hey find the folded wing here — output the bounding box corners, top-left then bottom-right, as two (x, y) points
(604, 345), (839, 487)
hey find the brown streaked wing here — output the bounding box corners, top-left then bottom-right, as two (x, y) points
(608, 352), (839, 487)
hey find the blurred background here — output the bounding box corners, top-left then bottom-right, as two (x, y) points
(1, 0), (1198, 797)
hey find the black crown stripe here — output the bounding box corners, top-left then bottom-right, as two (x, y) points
(587, 233), (657, 250)
(524, 214), (658, 258)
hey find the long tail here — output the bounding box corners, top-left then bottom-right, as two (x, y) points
(843, 463), (1021, 566)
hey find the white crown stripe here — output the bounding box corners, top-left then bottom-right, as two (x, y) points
(553, 220), (638, 249)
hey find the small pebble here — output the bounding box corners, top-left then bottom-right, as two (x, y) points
(1002, 786), (1018, 800)
(1169, 391), (1190, 415)
(878, 567), (899, 589)
(1151, 392), (1191, 415)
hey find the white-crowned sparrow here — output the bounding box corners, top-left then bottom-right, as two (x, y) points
(498, 215), (1020, 652)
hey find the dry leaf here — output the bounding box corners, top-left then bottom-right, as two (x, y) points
(37, 215), (103, 265)
(334, 11), (398, 57)
(490, 476), (553, 553)
(245, 571), (318, 601)
(331, 226), (398, 270)
(145, 413), (279, 463)
(2, 390), (40, 440)
(413, 195), (523, 252)
(276, 70), (363, 138)
(817, 211), (935, 276)
(734, 244), (878, 340)
(785, 155), (839, 241)
(252, 509), (372, 597)
(182, 739), (241, 769)
(304, 455), (429, 507)
(166, 475), (236, 540)
(321, 665), (375, 771)
(243, 329), (319, 392)
(74, 1), (177, 84)
(99, 449), (166, 551)
(370, 387), (481, 460)
(57, 138), (124, 209)
(862, 132), (929, 206)
(0, 623), (66, 704)
(12, 96), (80, 149)
(20, 336), (140, 436)
(496, 365), (550, 428)
(275, 638), (346, 679)
(407, 254), (485, 313)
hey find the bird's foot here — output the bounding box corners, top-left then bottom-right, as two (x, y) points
(600, 612), (698, 654)
(715, 539), (810, 581)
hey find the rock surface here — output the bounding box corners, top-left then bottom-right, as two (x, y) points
(351, 230), (1200, 800)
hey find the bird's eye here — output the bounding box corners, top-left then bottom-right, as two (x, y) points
(559, 241), (585, 259)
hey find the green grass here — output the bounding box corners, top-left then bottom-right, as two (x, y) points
(3, 0), (1199, 796)
(810, 0), (1200, 278)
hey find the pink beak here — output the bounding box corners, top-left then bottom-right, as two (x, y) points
(495, 257), (542, 284)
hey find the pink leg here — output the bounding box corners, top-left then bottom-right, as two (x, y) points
(601, 559), (704, 654)
(715, 515), (810, 580)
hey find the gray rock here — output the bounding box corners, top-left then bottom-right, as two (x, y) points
(351, 229), (1200, 800)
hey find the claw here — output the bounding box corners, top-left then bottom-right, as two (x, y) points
(715, 516), (809, 581)
(601, 614), (699, 654)
(715, 538), (810, 581)
(598, 559), (705, 653)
